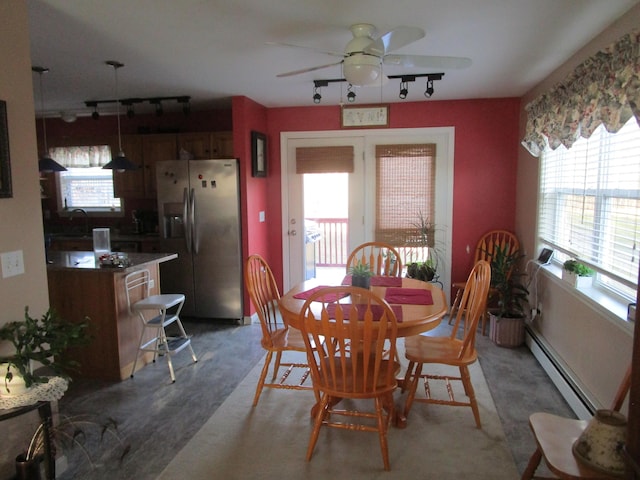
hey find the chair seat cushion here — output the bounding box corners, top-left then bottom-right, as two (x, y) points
(404, 334), (477, 365)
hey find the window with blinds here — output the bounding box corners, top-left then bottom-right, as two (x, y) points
(296, 146), (354, 174)
(375, 144), (436, 246)
(538, 117), (640, 299)
(52, 146), (122, 212)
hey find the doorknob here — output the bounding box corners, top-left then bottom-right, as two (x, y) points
(290, 230), (297, 236)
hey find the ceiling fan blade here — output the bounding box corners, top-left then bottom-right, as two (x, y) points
(265, 42), (344, 58)
(383, 54), (472, 69)
(276, 61), (343, 78)
(365, 26), (425, 56)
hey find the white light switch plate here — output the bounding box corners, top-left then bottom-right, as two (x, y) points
(1, 250), (25, 278)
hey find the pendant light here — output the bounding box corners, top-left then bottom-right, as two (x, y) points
(102, 61), (137, 171)
(33, 66), (67, 172)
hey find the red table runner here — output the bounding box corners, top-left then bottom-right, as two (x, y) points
(293, 286), (349, 303)
(326, 303), (403, 322)
(384, 288), (433, 305)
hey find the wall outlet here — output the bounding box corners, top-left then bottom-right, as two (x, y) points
(149, 279), (155, 290)
(1, 250), (25, 278)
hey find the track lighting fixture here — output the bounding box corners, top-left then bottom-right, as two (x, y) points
(312, 80), (328, 104)
(399, 80), (409, 100)
(84, 96), (191, 116)
(310, 73), (444, 104)
(102, 61), (138, 172)
(32, 66), (67, 172)
(86, 102), (100, 120)
(346, 84), (356, 103)
(424, 79), (435, 98)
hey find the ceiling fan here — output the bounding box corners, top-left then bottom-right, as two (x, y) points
(275, 23), (472, 87)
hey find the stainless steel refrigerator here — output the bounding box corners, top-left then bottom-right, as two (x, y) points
(156, 159), (242, 319)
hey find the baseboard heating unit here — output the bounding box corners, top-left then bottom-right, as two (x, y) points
(525, 325), (597, 420)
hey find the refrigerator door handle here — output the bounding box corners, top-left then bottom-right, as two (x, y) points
(183, 187), (192, 253)
(190, 188), (199, 254)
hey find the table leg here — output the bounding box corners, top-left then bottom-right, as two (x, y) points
(36, 402), (55, 480)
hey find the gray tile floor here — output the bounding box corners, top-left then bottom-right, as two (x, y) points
(56, 317), (574, 479)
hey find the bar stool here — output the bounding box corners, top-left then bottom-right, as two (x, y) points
(125, 269), (197, 382)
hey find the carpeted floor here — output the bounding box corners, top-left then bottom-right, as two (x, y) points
(158, 345), (519, 479)
(53, 317), (574, 479)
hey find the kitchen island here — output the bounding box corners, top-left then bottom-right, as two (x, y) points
(46, 251), (178, 381)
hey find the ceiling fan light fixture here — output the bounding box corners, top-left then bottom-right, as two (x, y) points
(343, 54), (381, 86)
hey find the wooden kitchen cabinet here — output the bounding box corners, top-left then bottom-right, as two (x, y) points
(113, 135), (145, 199)
(211, 131), (234, 158)
(177, 132), (213, 159)
(142, 134), (178, 198)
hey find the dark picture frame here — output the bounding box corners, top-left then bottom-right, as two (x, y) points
(251, 131), (267, 177)
(0, 100), (12, 198)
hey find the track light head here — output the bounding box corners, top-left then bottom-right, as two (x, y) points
(346, 84), (356, 103)
(313, 92), (322, 104)
(424, 79), (435, 98)
(399, 80), (409, 100)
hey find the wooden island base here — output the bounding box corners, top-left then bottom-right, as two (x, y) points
(47, 251), (178, 381)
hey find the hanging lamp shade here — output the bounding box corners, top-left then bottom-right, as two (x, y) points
(102, 151), (137, 171)
(33, 66), (67, 173)
(39, 156), (67, 172)
(102, 61), (137, 172)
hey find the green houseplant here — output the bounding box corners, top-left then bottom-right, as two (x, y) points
(349, 261), (373, 289)
(562, 259), (595, 288)
(0, 307), (89, 395)
(404, 212), (442, 283)
(487, 244), (529, 347)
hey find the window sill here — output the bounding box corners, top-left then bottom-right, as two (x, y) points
(540, 264), (635, 334)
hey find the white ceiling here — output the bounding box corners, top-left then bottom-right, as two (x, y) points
(27, 0), (639, 117)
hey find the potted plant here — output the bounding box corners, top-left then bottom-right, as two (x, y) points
(406, 259), (437, 282)
(488, 244), (529, 348)
(0, 307), (89, 396)
(349, 261), (373, 289)
(404, 212), (442, 283)
(562, 259), (594, 288)
(16, 413), (130, 480)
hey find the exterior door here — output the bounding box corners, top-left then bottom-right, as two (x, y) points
(283, 136), (365, 289)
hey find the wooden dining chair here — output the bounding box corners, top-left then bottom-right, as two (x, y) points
(298, 285), (400, 471)
(402, 260), (491, 428)
(244, 254), (318, 406)
(450, 230), (519, 334)
(346, 241), (403, 277)
(521, 365), (632, 480)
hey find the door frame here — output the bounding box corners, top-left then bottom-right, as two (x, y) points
(281, 127), (455, 300)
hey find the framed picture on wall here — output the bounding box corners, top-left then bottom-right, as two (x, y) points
(251, 131), (267, 177)
(0, 100), (12, 198)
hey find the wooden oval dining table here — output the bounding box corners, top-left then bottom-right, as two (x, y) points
(278, 276), (448, 337)
(278, 276), (448, 428)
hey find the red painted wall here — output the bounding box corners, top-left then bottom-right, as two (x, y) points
(262, 98), (521, 294)
(41, 96), (521, 316)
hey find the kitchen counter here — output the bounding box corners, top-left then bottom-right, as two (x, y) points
(47, 251), (178, 381)
(46, 250), (176, 271)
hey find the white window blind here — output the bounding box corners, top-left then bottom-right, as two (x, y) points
(51, 145), (121, 211)
(539, 117), (640, 296)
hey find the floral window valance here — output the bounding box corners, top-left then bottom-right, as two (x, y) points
(49, 145), (112, 168)
(521, 30), (640, 157)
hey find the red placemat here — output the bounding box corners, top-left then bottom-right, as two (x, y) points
(293, 286), (349, 303)
(341, 275), (403, 287)
(326, 303), (403, 322)
(384, 288), (433, 305)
